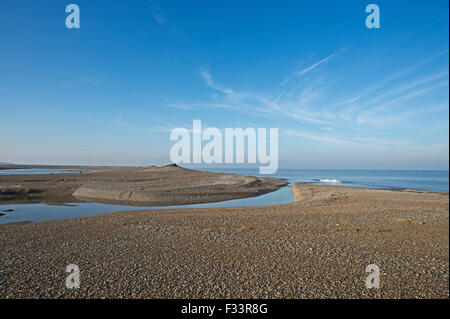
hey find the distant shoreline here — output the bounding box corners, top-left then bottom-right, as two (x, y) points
(0, 164), (113, 171)
(1, 164), (448, 172)
(0, 164), (287, 206)
(0, 166), (447, 204)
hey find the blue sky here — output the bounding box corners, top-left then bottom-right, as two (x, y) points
(0, 0), (448, 170)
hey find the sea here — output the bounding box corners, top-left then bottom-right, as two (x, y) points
(0, 168), (448, 224)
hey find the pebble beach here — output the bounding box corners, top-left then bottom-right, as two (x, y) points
(0, 184), (448, 298)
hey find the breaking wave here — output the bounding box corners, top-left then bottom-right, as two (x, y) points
(316, 179), (342, 183)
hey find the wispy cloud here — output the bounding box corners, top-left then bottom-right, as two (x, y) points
(339, 53), (448, 106)
(284, 129), (419, 151)
(280, 49), (344, 86)
(149, 0), (166, 24)
(356, 85), (449, 127)
(172, 51), (448, 140)
(200, 69), (235, 95)
(297, 52), (338, 76)
(195, 68), (334, 125)
(360, 70), (448, 108)
(284, 130), (359, 147)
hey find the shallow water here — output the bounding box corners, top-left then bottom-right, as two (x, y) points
(0, 168), (81, 175)
(0, 168), (448, 225)
(0, 185), (293, 224)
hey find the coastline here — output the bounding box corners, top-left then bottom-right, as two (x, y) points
(0, 166), (448, 226)
(0, 183), (448, 298)
(0, 165), (288, 206)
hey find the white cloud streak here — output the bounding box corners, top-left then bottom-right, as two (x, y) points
(297, 52), (338, 76)
(168, 51), (448, 150)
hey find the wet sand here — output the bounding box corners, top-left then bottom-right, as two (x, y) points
(0, 184), (447, 298)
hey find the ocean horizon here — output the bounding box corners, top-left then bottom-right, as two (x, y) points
(1, 166), (448, 192)
(199, 168), (449, 193)
(1, 167), (447, 225)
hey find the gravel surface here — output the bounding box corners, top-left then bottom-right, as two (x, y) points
(0, 185), (448, 298)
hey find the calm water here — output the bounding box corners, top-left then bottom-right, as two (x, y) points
(0, 168), (82, 175)
(205, 168), (449, 192)
(0, 168), (448, 225)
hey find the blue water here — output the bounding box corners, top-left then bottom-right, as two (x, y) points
(204, 168), (449, 193)
(0, 168), (82, 175)
(0, 169), (448, 225)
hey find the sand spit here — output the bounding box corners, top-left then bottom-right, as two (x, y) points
(0, 164), (287, 205)
(290, 183), (449, 202)
(0, 184), (448, 298)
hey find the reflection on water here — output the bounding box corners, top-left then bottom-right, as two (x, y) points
(0, 168), (448, 225)
(0, 185), (293, 224)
